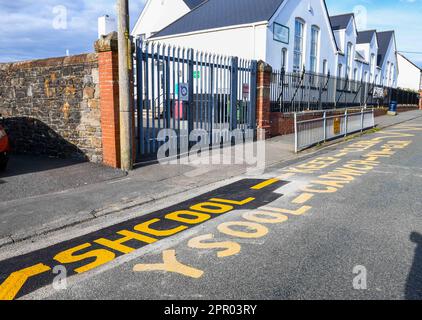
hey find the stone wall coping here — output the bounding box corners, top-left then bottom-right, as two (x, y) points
(257, 60), (273, 73)
(0, 53), (98, 71)
(94, 32), (118, 53)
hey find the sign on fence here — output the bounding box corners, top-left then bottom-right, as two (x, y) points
(373, 87), (385, 99)
(179, 83), (189, 102)
(242, 83), (250, 99)
(333, 117), (341, 135)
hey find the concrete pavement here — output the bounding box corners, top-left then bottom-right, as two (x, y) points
(0, 154), (125, 202)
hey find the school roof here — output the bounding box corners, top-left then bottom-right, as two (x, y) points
(398, 53), (422, 71)
(377, 31), (395, 67)
(151, 0), (286, 38)
(355, 51), (365, 61)
(329, 13), (354, 31)
(183, 0), (206, 9)
(357, 30), (377, 44)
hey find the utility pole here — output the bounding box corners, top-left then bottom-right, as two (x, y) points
(117, 0), (133, 170)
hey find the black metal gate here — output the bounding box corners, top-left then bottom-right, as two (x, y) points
(134, 40), (257, 162)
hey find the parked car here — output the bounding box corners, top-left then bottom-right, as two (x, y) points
(0, 114), (9, 171)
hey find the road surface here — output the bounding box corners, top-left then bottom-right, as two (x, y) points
(0, 118), (421, 301)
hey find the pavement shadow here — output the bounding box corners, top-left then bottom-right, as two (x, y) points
(405, 232), (422, 300)
(0, 117), (88, 178)
(0, 154), (85, 178)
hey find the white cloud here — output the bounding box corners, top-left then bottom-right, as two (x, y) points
(0, 0), (146, 62)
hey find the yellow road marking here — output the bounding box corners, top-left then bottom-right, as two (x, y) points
(335, 152), (348, 157)
(188, 234), (241, 258)
(276, 172), (296, 180)
(0, 264), (51, 301)
(133, 250), (204, 278)
(262, 205), (312, 216)
(292, 193), (314, 204)
(250, 178), (279, 190)
(218, 221), (269, 238)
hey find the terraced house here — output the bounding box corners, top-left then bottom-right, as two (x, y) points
(132, 0), (399, 88)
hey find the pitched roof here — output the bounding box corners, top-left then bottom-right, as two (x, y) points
(152, 0), (285, 38)
(377, 31), (395, 67)
(357, 30), (376, 44)
(398, 53), (422, 71)
(329, 13), (354, 31)
(355, 51), (365, 61)
(183, 0), (206, 9)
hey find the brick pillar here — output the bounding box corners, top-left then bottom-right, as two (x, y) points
(95, 32), (121, 168)
(256, 61), (272, 138)
(419, 90), (422, 110)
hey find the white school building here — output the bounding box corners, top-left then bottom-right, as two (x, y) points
(128, 0), (418, 89)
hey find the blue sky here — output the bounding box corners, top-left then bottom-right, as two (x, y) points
(1, 0), (421, 67)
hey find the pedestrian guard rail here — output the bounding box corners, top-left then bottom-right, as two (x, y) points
(294, 108), (375, 152)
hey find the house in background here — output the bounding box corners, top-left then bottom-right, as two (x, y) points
(329, 13), (367, 82)
(397, 53), (422, 92)
(356, 30), (379, 84)
(136, 0), (339, 75)
(377, 31), (398, 88)
(130, 0), (399, 88)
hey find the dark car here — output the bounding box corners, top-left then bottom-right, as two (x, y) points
(0, 115), (9, 171)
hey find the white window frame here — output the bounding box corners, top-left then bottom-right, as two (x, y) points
(310, 25), (319, 74)
(322, 59), (328, 75)
(346, 42), (353, 79)
(281, 48), (288, 70)
(293, 18), (305, 73)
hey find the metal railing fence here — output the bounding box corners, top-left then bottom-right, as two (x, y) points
(294, 108), (375, 152)
(134, 40), (257, 161)
(271, 68), (420, 113)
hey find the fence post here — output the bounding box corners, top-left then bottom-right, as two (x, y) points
(318, 78), (323, 110)
(294, 112), (298, 153)
(256, 61), (272, 138)
(165, 47), (171, 129)
(188, 49), (195, 136)
(230, 57), (239, 130)
(360, 108), (364, 132)
(323, 111), (327, 142)
(250, 60), (258, 129)
(344, 108), (348, 136)
(280, 67), (286, 112)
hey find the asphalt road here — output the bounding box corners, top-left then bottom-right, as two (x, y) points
(1, 118), (421, 300)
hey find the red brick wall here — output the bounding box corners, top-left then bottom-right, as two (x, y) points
(95, 33), (121, 168)
(98, 50), (120, 168)
(419, 90), (422, 110)
(256, 61), (272, 138)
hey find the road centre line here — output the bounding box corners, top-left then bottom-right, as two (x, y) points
(250, 178), (280, 190)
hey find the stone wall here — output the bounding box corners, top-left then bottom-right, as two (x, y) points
(0, 54), (102, 162)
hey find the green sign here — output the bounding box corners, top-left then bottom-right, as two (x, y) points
(193, 71), (201, 79)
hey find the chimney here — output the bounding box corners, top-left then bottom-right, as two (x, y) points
(98, 15), (117, 39)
